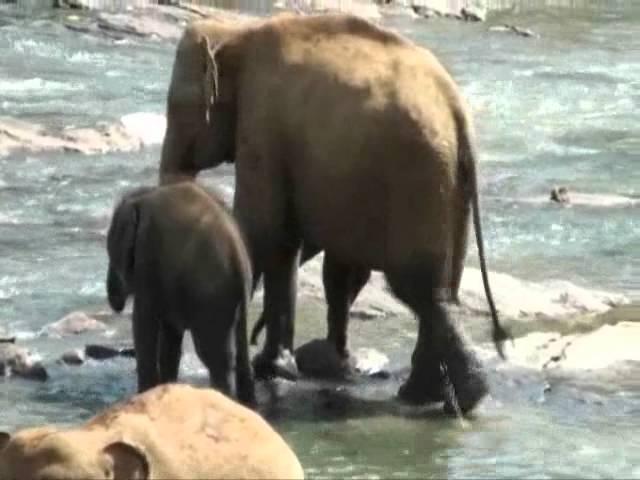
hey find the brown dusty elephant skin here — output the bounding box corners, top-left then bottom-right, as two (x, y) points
(0, 384), (304, 480)
(163, 14), (511, 414)
(158, 15), (372, 363)
(159, 14), (295, 186)
(106, 182), (255, 405)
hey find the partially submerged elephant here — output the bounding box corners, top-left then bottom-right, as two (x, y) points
(0, 383), (304, 479)
(160, 13), (511, 413)
(106, 182), (255, 405)
(158, 15), (372, 366)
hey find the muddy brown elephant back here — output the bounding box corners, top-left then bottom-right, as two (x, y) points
(106, 182), (255, 406)
(161, 13), (511, 414)
(0, 384), (304, 479)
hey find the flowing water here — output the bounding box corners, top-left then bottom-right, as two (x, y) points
(0, 2), (639, 478)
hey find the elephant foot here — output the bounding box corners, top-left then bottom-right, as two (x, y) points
(397, 361), (446, 405)
(398, 374), (445, 405)
(252, 348), (299, 381)
(441, 348), (488, 416)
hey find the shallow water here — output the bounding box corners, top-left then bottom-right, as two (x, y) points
(0, 2), (639, 478)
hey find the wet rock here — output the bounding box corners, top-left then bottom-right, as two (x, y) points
(43, 311), (107, 337)
(461, 3), (486, 22)
(59, 349), (85, 366)
(0, 344), (48, 382)
(295, 339), (352, 380)
(0, 337), (16, 344)
(295, 338), (390, 380)
(85, 344), (135, 360)
(411, 5), (443, 18)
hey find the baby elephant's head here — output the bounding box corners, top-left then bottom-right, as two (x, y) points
(0, 428), (150, 480)
(106, 187), (154, 313)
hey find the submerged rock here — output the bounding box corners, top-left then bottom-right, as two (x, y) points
(43, 311), (107, 337)
(0, 344), (48, 381)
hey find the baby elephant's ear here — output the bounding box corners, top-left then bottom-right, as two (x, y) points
(0, 432), (10, 452)
(103, 441), (149, 480)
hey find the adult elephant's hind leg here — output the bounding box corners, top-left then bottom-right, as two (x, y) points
(386, 257), (489, 414)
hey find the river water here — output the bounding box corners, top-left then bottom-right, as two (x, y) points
(0, 2), (639, 478)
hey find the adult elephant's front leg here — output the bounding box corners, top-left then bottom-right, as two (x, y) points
(252, 243), (300, 381)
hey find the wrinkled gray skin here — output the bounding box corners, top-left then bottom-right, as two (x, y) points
(161, 14), (511, 414)
(106, 182), (255, 406)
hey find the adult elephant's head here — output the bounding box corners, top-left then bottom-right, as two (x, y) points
(105, 187), (153, 313)
(159, 18), (261, 185)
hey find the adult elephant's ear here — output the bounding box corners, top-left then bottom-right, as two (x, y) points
(103, 440), (150, 480)
(0, 432), (10, 452)
(200, 36), (219, 125)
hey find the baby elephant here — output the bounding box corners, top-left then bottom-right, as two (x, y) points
(106, 182), (255, 406)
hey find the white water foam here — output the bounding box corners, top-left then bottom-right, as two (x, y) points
(0, 78), (84, 95)
(119, 112), (166, 146)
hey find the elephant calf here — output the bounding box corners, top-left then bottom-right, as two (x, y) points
(106, 182), (255, 405)
(0, 384), (304, 479)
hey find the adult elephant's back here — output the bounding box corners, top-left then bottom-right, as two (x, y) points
(230, 15), (466, 271)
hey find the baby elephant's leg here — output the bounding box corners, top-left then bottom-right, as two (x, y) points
(192, 310), (236, 399)
(158, 321), (184, 383)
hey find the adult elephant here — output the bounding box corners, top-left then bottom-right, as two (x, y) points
(160, 14), (511, 414)
(159, 13), (372, 373)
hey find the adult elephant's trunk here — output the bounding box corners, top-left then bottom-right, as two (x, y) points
(159, 123), (199, 185)
(456, 111), (512, 359)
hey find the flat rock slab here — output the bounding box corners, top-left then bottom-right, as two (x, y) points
(295, 338), (390, 381)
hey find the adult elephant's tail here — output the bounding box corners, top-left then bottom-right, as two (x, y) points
(457, 109), (512, 359)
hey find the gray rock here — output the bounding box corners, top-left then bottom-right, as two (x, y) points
(85, 344), (135, 360)
(59, 349), (85, 366)
(410, 5), (443, 18)
(461, 4), (486, 22)
(0, 344), (48, 382)
(295, 338), (390, 380)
